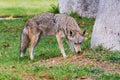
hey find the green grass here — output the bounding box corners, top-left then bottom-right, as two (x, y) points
(0, 0), (57, 16)
(27, 64), (104, 80)
(0, 0), (120, 80)
(84, 46), (120, 63)
(0, 18), (119, 80)
(97, 73), (120, 80)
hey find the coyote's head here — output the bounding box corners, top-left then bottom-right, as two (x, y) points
(67, 29), (86, 53)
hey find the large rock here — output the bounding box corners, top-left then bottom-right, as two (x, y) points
(58, 0), (99, 18)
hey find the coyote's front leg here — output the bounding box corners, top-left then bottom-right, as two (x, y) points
(56, 32), (67, 58)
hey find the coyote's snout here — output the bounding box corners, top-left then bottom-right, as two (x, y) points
(20, 13), (86, 60)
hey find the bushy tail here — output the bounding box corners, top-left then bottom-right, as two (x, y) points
(20, 27), (29, 57)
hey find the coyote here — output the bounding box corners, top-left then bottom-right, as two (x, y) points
(20, 13), (86, 60)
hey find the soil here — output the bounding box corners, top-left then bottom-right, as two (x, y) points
(34, 54), (120, 74)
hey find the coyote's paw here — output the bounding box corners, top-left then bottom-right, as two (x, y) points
(20, 52), (24, 57)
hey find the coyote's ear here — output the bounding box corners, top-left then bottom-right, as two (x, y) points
(66, 28), (74, 36)
(81, 30), (86, 36)
(70, 30), (73, 36)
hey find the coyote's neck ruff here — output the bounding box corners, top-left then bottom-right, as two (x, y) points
(20, 13), (86, 60)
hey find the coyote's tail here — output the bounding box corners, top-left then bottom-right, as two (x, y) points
(20, 27), (29, 57)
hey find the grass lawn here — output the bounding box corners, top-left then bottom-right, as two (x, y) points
(0, 0), (57, 16)
(0, 0), (120, 80)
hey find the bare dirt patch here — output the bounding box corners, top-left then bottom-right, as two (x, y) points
(23, 73), (37, 80)
(34, 54), (120, 74)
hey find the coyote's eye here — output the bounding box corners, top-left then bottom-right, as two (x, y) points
(75, 42), (82, 45)
(79, 42), (82, 44)
(74, 43), (77, 45)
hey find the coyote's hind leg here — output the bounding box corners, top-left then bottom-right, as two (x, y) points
(28, 29), (42, 60)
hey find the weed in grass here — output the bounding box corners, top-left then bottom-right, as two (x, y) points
(88, 67), (104, 74)
(49, 4), (59, 13)
(70, 12), (81, 19)
(108, 52), (120, 63)
(97, 73), (120, 80)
